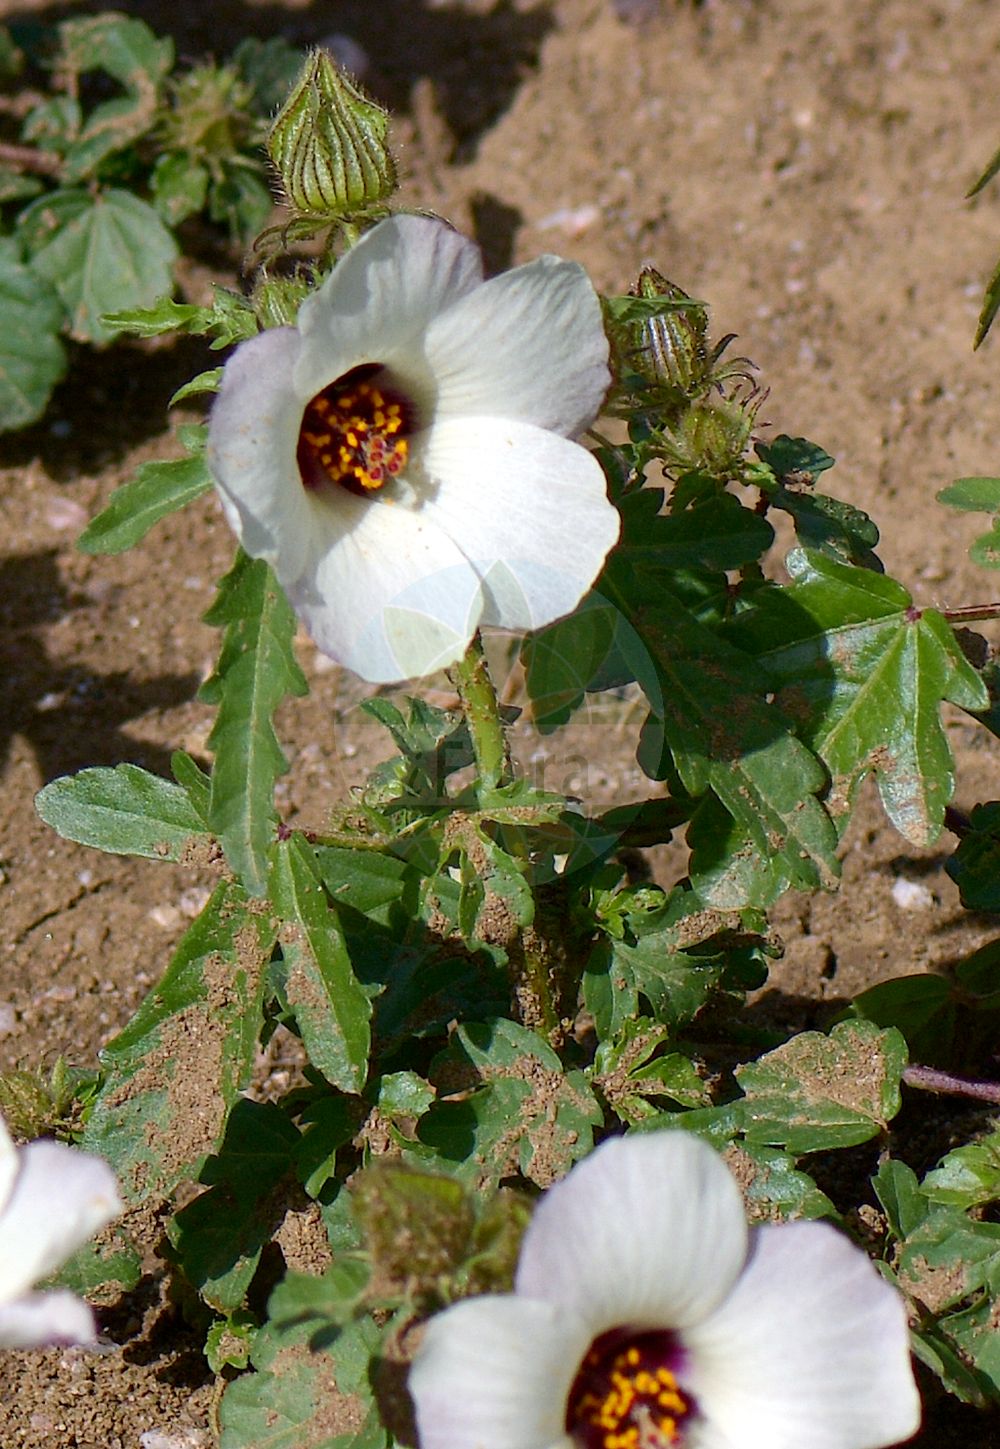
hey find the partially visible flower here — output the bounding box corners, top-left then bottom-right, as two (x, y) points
(208, 213), (618, 683)
(410, 1132), (920, 1449)
(0, 1112), (121, 1348)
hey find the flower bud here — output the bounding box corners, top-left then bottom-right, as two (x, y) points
(266, 50), (396, 219)
(631, 268), (710, 397)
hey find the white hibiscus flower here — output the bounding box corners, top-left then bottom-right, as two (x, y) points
(207, 213), (618, 683)
(409, 1132), (920, 1449)
(0, 1112), (121, 1348)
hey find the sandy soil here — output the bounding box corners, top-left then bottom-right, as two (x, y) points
(3, 0), (1000, 1442)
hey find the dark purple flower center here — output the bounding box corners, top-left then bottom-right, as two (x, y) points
(566, 1327), (693, 1449)
(297, 362), (414, 495)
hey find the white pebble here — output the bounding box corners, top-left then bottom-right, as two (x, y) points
(891, 877), (934, 911)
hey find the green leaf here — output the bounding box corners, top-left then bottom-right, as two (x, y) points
(151, 152), (210, 226)
(35, 763), (209, 860)
(80, 882), (273, 1206)
(59, 12), (173, 91)
(172, 749), (211, 823)
(58, 14), (171, 178)
(727, 549), (989, 845)
(969, 523), (1000, 570)
(755, 434), (836, 480)
(315, 846), (417, 926)
(937, 476), (1000, 513)
(735, 1020), (908, 1153)
(923, 1130), (1000, 1210)
(615, 487), (774, 575)
(975, 252), (1000, 349)
(872, 1158), (930, 1240)
(969, 141), (1000, 198)
(911, 1322), (995, 1407)
(170, 368), (223, 406)
(171, 1098), (301, 1312)
(270, 835), (372, 1094)
(201, 553), (308, 895)
(770, 488), (880, 568)
(898, 1209), (1000, 1310)
(232, 36), (306, 116)
(0, 169), (43, 205)
(522, 592), (640, 732)
(420, 1020), (602, 1188)
(595, 1020), (710, 1122)
(936, 1296), (1000, 1396)
(847, 973), (956, 1063)
(18, 187), (178, 343)
(632, 594), (840, 906)
(721, 1141), (837, 1223)
(78, 424), (212, 554)
(0, 247), (67, 432)
(209, 163), (273, 241)
(946, 802), (1000, 911)
(219, 1313), (384, 1449)
(102, 290), (260, 348)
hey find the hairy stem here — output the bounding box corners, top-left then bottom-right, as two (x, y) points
(903, 1064), (1000, 1104)
(940, 602), (1000, 624)
(449, 633), (510, 796)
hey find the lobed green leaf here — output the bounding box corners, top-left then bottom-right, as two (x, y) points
(17, 187), (178, 344)
(201, 553), (308, 895)
(78, 424), (213, 554)
(270, 835), (372, 1094)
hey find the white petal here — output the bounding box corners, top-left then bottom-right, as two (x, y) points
(410, 1295), (587, 1449)
(0, 1140), (121, 1304)
(207, 326), (314, 579)
(288, 490), (485, 682)
(0, 1291), (96, 1348)
(683, 1222), (921, 1449)
(425, 255), (610, 436)
(294, 214), (485, 398)
(417, 416), (620, 631)
(0, 1115), (17, 1217)
(515, 1133), (748, 1336)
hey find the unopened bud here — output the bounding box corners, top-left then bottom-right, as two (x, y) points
(631, 268), (710, 397)
(266, 50), (396, 220)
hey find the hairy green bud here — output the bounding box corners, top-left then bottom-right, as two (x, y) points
(266, 50), (396, 220)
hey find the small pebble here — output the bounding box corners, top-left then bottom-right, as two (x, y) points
(45, 496), (88, 531)
(536, 204), (601, 237)
(891, 877), (934, 910)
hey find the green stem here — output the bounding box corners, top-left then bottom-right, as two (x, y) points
(449, 633), (510, 796)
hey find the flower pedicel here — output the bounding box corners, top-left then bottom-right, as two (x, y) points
(207, 213), (619, 683)
(410, 1132), (920, 1449)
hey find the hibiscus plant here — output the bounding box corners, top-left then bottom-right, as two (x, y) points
(21, 40), (1000, 1449)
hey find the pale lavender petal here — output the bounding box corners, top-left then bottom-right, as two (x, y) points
(416, 415), (620, 631)
(425, 255), (610, 436)
(516, 1133), (748, 1336)
(410, 1295), (587, 1449)
(0, 1291), (96, 1348)
(683, 1221), (921, 1449)
(0, 1115), (17, 1217)
(207, 326), (314, 579)
(289, 489), (484, 682)
(294, 214), (485, 400)
(0, 1140), (121, 1303)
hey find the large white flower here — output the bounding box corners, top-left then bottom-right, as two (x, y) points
(207, 213), (618, 683)
(0, 1112), (121, 1348)
(410, 1133), (920, 1449)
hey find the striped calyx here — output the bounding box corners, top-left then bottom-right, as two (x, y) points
(266, 50), (396, 220)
